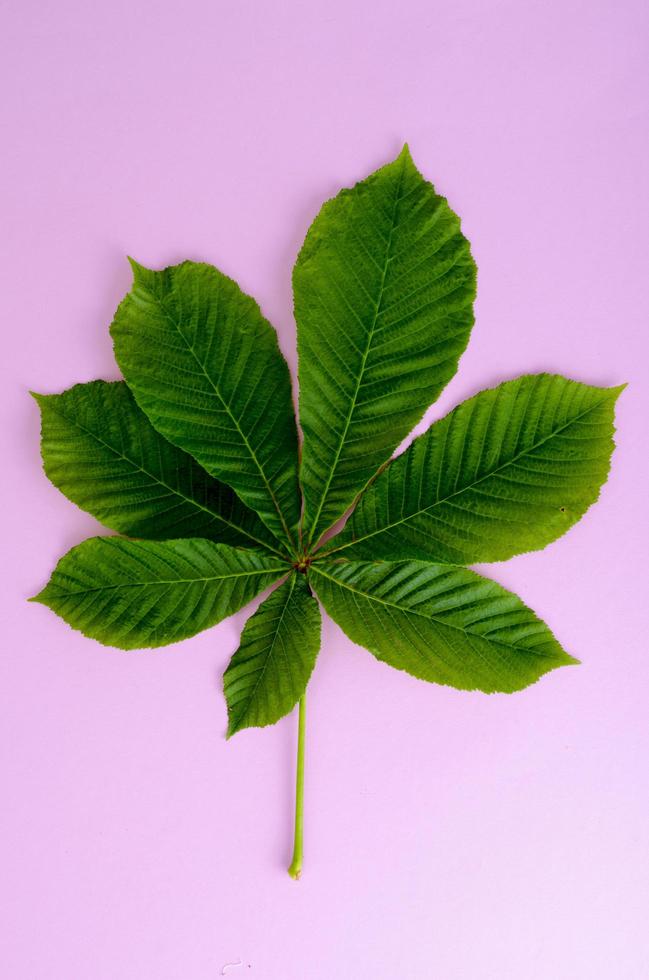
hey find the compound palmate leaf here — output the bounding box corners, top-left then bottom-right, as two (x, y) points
(310, 560), (577, 694)
(325, 375), (624, 564)
(111, 260), (301, 550)
(30, 144), (623, 879)
(31, 538), (288, 650)
(34, 381), (284, 556)
(295, 145), (477, 548)
(224, 573), (321, 736)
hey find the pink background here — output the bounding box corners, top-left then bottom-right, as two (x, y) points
(2, 1), (648, 977)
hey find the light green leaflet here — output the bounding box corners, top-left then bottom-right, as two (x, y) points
(31, 538), (288, 650)
(323, 374), (624, 563)
(31, 146), (623, 878)
(309, 560), (576, 694)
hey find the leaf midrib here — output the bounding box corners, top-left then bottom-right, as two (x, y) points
(46, 401), (287, 558)
(321, 389), (614, 557)
(305, 158), (407, 548)
(44, 564), (288, 598)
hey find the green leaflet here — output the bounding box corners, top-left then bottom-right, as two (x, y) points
(110, 260), (301, 551)
(224, 573), (321, 736)
(324, 375), (624, 564)
(309, 560), (577, 694)
(31, 538), (288, 650)
(33, 381), (285, 556)
(295, 145), (476, 548)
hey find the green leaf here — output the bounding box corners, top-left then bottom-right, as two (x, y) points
(110, 260), (301, 550)
(31, 538), (288, 650)
(30, 150), (625, 880)
(33, 381), (286, 556)
(295, 145), (476, 547)
(326, 375), (624, 564)
(224, 573), (321, 736)
(309, 559), (576, 694)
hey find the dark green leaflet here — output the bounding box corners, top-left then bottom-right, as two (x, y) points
(224, 573), (321, 736)
(111, 260), (301, 550)
(295, 146), (476, 547)
(34, 381), (284, 556)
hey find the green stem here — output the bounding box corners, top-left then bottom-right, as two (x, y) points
(287, 694), (306, 880)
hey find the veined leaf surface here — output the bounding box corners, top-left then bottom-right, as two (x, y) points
(295, 145), (476, 547)
(31, 538), (288, 650)
(310, 560), (576, 693)
(111, 260), (301, 550)
(224, 573), (321, 736)
(34, 381), (284, 555)
(327, 375), (623, 563)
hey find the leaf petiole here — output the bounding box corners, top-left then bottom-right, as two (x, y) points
(287, 693), (306, 879)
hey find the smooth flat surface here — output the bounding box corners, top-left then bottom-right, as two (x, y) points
(1, 1), (648, 977)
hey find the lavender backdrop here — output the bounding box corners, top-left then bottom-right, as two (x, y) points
(2, 1), (648, 977)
